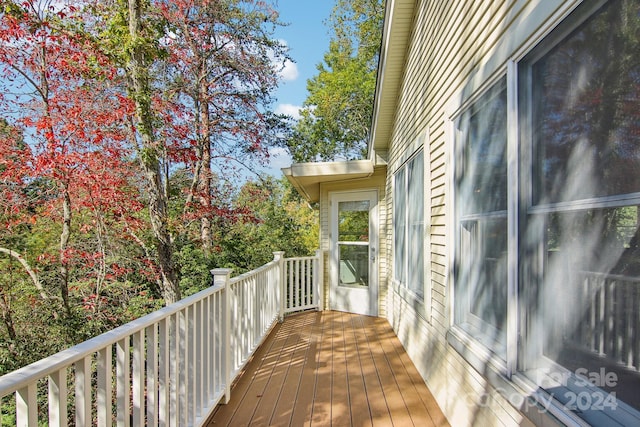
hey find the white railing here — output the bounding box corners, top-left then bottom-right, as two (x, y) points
(575, 271), (640, 371)
(0, 250), (322, 427)
(282, 253), (323, 316)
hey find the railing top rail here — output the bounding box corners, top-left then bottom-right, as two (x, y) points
(0, 283), (225, 398)
(229, 259), (278, 285)
(580, 270), (640, 283)
(284, 256), (317, 262)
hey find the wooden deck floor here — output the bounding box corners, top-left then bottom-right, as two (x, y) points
(206, 310), (449, 427)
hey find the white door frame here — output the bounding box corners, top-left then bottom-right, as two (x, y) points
(329, 190), (378, 316)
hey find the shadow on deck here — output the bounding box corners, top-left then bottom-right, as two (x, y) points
(206, 310), (449, 426)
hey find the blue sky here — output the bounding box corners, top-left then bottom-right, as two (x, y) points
(273, 1), (334, 112)
(256, 0), (335, 176)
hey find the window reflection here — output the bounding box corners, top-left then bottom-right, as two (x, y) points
(532, 0), (640, 204)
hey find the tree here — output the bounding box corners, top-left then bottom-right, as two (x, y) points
(284, 0), (385, 162)
(92, 0), (290, 302)
(118, 0), (183, 304)
(0, 0), (307, 375)
(157, 0), (289, 254)
(212, 176), (318, 274)
(0, 0), (133, 314)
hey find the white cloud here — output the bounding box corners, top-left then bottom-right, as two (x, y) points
(275, 103), (302, 120)
(274, 40), (298, 82)
(279, 59), (299, 82)
(267, 147), (293, 170)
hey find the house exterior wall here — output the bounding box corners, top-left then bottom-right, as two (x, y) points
(383, 1), (589, 426)
(318, 167), (388, 317)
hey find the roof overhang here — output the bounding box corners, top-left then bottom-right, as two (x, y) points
(282, 159), (374, 203)
(368, 0), (417, 157)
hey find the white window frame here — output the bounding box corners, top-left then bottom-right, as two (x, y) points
(451, 75), (513, 368)
(392, 138), (429, 318)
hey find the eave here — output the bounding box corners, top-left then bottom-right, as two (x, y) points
(282, 159), (374, 203)
(368, 0), (417, 157)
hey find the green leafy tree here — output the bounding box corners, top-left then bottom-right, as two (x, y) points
(213, 177), (318, 274)
(286, 0), (385, 162)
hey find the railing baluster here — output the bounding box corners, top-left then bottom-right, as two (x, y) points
(288, 259), (293, 311)
(132, 330), (144, 426)
(306, 259), (311, 307)
(217, 290), (223, 395)
(75, 356), (91, 426)
(116, 337), (130, 427)
(186, 306), (193, 425)
(146, 324), (158, 427)
(178, 309), (187, 426)
(198, 298), (205, 416)
(193, 302), (201, 422)
(97, 346), (112, 427)
(16, 383), (37, 427)
(169, 313), (177, 427)
(158, 317), (169, 426)
(49, 369), (67, 427)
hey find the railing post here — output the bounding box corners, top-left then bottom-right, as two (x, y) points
(315, 249), (324, 311)
(211, 268), (233, 404)
(273, 251), (285, 322)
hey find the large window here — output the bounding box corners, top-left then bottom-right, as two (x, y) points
(452, 0), (640, 424)
(394, 150), (424, 300)
(455, 79), (508, 357)
(520, 0), (640, 421)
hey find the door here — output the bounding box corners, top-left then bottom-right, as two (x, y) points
(330, 191), (378, 316)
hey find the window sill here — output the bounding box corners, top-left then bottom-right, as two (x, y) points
(447, 326), (639, 426)
(446, 325), (507, 376)
(514, 370), (640, 427)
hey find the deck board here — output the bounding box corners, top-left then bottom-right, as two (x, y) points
(206, 311), (449, 427)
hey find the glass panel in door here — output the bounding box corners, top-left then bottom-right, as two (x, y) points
(338, 200), (370, 288)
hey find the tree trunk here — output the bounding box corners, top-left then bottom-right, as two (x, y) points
(198, 76), (213, 254)
(127, 0), (180, 304)
(0, 292), (17, 341)
(59, 184), (72, 315)
(0, 247), (49, 302)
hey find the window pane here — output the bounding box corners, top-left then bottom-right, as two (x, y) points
(531, 0), (640, 204)
(455, 78), (508, 358)
(338, 201), (369, 242)
(525, 206), (640, 413)
(459, 78), (508, 215)
(339, 244), (369, 288)
(456, 216), (508, 356)
(394, 168), (407, 284)
(408, 153), (424, 298)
